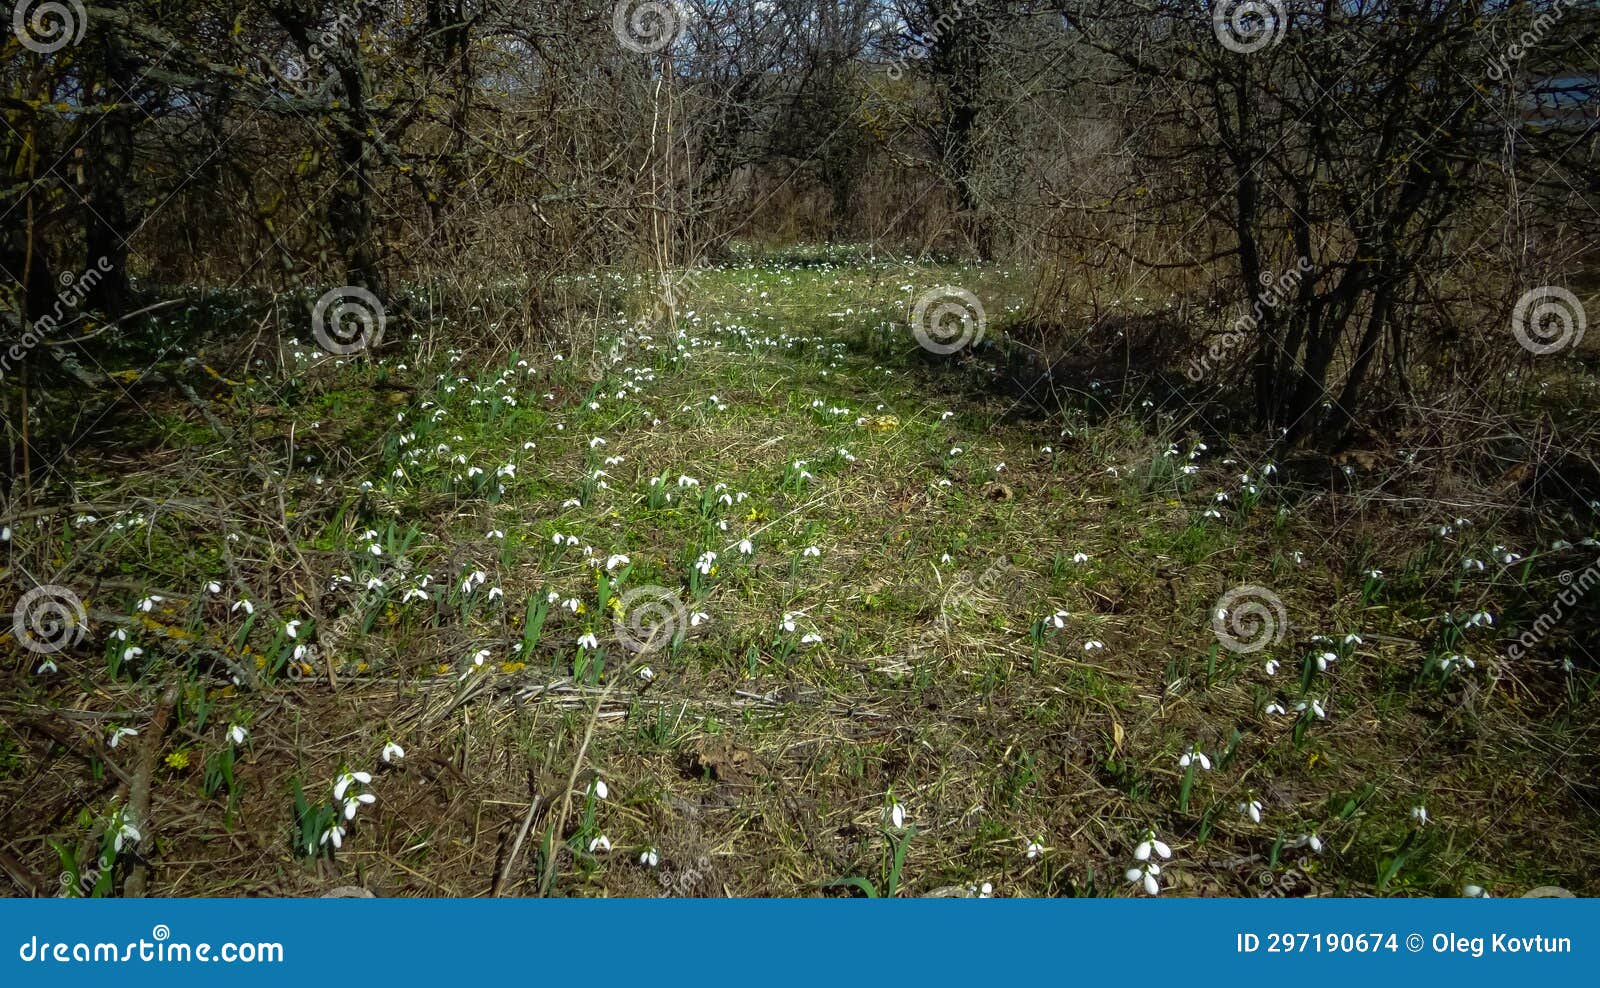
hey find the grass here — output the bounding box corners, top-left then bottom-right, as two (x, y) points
(2, 248), (1597, 898)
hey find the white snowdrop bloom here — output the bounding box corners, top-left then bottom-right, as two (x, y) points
(949, 447), (963, 456)
(120, 647), (144, 663)
(113, 629), (129, 641)
(487, 587), (504, 602)
(563, 597), (582, 613)
(690, 611), (710, 627)
(1083, 640), (1105, 652)
(369, 542), (385, 555)
(640, 847), (660, 868)
(1303, 834), (1323, 853)
(800, 632), (822, 645)
(940, 553), (953, 564)
(228, 724), (248, 745)
(802, 546), (821, 558)
(1203, 508), (1222, 519)
(320, 823), (345, 849)
(1315, 651), (1337, 671)
(1178, 745), (1211, 771)
(1134, 832), (1172, 861)
(977, 882), (994, 898)
(0, 526), (7, 541)
(108, 727), (139, 748)
(551, 532), (567, 546)
(1072, 552), (1090, 564)
(333, 771), (372, 801)
(470, 648), (491, 668)
(1050, 610), (1070, 629)
(1126, 862), (1162, 896)
(993, 463), (1006, 473)
(1264, 702), (1287, 716)
(887, 802), (907, 828)
(1240, 799), (1263, 824)
(205, 581), (222, 595)
(466, 466), (484, 479)
(284, 619), (303, 639)
(1464, 885), (1490, 898)
(1041, 446), (1053, 454)
(638, 666), (656, 684)
(1366, 569), (1383, 579)
(941, 411), (955, 421)
(342, 791), (376, 820)
(1464, 611), (1494, 628)
(137, 595), (163, 612)
(577, 633), (600, 650)
(523, 441), (537, 451)
(588, 437), (607, 449)
(1410, 805), (1428, 825)
(1289, 550), (1305, 565)
(737, 539), (754, 555)
(677, 475), (700, 488)
(497, 464), (517, 481)
(381, 741), (405, 764)
(781, 613), (799, 633)
(1342, 634), (1362, 645)
(113, 818), (141, 853)
(364, 576), (385, 591)
(1264, 659), (1280, 676)
(486, 529), (505, 540)
(36, 658), (58, 675)
(401, 588), (429, 603)
(1295, 699), (1327, 719)
(606, 554), (630, 571)
(1461, 558), (1485, 572)
(593, 779), (609, 800)
(1026, 841), (1045, 860)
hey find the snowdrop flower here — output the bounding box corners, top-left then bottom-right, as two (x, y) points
(577, 633), (600, 650)
(1314, 651), (1337, 671)
(976, 882), (994, 898)
(690, 611), (710, 627)
(227, 724), (248, 745)
(333, 771), (373, 801)
(204, 581), (222, 595)
(487, 587), (504, 602)
(112, 817), (141, 853)
(285, 619), (302, 639)
(606, 554), (630, 571)
(800, 632), (822, 646)
(1135, 831), (1172, 861)
(802, 546), (821, 558)
(231, 599), (254, 615)
(1411, 805), (1428, 825)
(1083, 640), (1105, 652)
(1071, 552), (1090, 564)
(381, 740), (405, 764)
(342, 791), (376, 820)
(36, 658), (58, 675)
(136, 595), (163, 613)
(108, 727), (139, 748)
(1126, 862), (1162, 896)
(1049, 610), (1070, 629)
(1264, 701), (1287, 716)
(1464, 884), (1491, 898)
(1026, 841), (1045, 860)
(640, 847), (660, 868)
(1264, 659), (1280, 676)
(638, 666), (656, 684)
(496, 463), (516, 479)
(1342, 634), (1362, 646)
(1240, 799), (1263, 824)
(1295, 698), (1327, 719)
(592, 779), (609, 800)
(1464, 611), (1494, 629)
(1178, 745), (1211, 771)
(886, 802), (907, 829)
(320, 824), (345, 849)
(1301, 834), (1323, 853)
(486, 529), (505, 540)
(781, 613), (799, 633)
(587, 835), (614, 856)
(737, 539), (754, 555)
(1462, 558), (1485, 572)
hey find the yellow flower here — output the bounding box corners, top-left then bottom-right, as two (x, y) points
(164, 751), (190, 771)
(500, 661), (527, 674)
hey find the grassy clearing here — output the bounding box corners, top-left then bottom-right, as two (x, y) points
(3, 248), (1597, 898)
